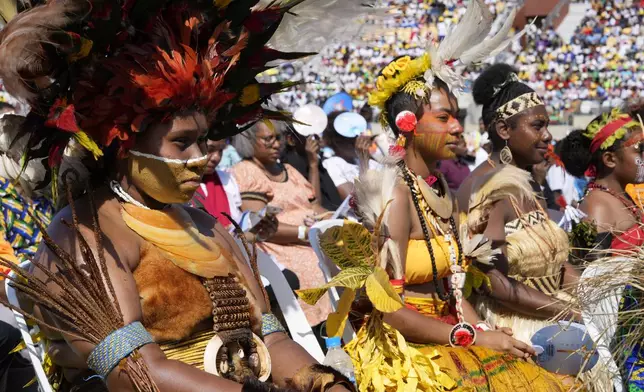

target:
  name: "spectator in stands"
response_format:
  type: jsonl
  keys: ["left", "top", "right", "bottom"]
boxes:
{"left": 281, "top": 130, "right": 343, "bottom": 211}
{"left": 192, "top": 139, "right": 278, "bottom": 243}
{"left": 231, "top": 121, "right": 331, "bottom": 328}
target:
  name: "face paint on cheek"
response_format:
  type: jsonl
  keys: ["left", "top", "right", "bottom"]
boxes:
{"left": 127, "top": 150, "right": 209, "bottom": 204}
{"left": 414, "top": 116, "right": 459, "bottom": 160}
{"left": 635, "top": 157, "right": 644, "bottom": 184}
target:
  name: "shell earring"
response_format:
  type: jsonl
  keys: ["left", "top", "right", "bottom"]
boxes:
{"left": 500, "top": 141, "right": 513, "bottom": 165}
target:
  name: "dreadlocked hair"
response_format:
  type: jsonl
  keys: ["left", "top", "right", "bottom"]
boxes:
{"left": 560, "top": 109, "right": 639, "bottom": 177}
{"left": 383, "top": 77, "right": 449, "bottom": 136}
{"left": 473, "top": 63, "right": 535, "bottom": 151}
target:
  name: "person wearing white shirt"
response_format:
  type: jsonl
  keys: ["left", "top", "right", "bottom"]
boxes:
{"left": 322, "top": 111, "right": 381, "bottom": 199}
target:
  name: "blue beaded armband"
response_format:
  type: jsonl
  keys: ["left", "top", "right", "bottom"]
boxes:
{"left": 262, "top": 313, "right": 286, "bottom": 337}
{"left": 87, "top": 321, "right": 154, "bottom": 378}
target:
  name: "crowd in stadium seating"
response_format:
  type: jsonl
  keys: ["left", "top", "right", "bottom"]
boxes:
{"left": 267, "top": 0, "right": 644, "bottom": 119}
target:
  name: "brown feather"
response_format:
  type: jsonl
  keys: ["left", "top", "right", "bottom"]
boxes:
{"left": 0, "top": 1, "right": 85, "bottom": 103}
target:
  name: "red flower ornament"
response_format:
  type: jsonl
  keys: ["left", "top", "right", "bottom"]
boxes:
{"left": 395, "top": 110, "right": 417, "bottom": 133}
{"left": 454, "top": 329, "right": 475, "bottom": 347}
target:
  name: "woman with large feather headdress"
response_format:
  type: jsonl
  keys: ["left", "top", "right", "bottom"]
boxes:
{"left": 298, "top": 1, "right": 571, "bottom": 390}
{"left": 0, "top": 0, "right": 369, "bottom": 391}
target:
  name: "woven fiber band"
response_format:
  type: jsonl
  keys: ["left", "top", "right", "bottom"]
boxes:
{"left": 495, "top": 92, "right": 544, "bottom": 121}
{"left": 87, "top": 321, "right": 154, "bottom": 378}
{"left": 261, "top": 313, "right": 286, "bottom": 337}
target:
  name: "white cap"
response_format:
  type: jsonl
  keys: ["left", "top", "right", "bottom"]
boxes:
{"left": 292, "top": 104, "right": 328, "bottom": 137}
{"left": 333, "top": 112, "right": 367, "bottom": 138}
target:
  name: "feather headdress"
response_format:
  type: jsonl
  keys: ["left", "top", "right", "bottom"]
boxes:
{"left": 0, "top": 0, "right": 317, "bottom": 190}
{"left": 369, "top": 0, "right": 527, "bottom": 118}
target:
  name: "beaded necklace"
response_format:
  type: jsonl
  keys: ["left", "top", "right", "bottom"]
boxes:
{"left": 399, "top": 162, "right": 463, "bottom": 301}
{"left": 586, "top": 182, "right": 642, "bottom": 222}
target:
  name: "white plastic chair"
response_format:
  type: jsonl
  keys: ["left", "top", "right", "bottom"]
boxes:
{"left": 5, "top": 261, "right": 54, "bottom": 392}
{"left": 579, "top": 258, "right": 631, "bottom": 392}
{"left": 233, "top": 238, "right": 325, "bottom": 362}
{"left": 309, "top": 220, "right": 356, "bottom": 343}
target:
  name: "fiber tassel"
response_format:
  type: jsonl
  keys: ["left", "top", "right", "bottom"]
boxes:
{"left": 0, "top": 170, "right": 159, "bottom": 392}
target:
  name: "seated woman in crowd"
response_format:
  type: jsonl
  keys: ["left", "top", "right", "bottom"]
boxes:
{"left": 560, "top": 108, "right": 644, "bottom": 391}
{"left": 231, "top": 121, "right": 332, "bottom": 329}
{"left": 456, "top": 64, "right": 581, "bottom": 344}
{"left": 322, "top": 111, "right": 379, "bottom": 200}
{"left": 281, "top": 106, "right": 343, "bottom": 211}
{"left": 348, "top": 52, "right": 568, "bottom": 390}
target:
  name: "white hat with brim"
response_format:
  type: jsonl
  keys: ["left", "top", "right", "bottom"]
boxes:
{"left": 293, "top": 104, "right": 328, "bottom": 137}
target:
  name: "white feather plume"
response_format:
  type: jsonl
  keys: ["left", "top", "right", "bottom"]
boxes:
{"left": 353, "top": 157, "right": 400, "bottom": 229}
{"left": 261, "top": 0, "right": 383, "bottom": 55}
{"left": 460, "top": 8, "right": 526, "bottom": 66}
{"left": 423, "top": 0, "right": 525, "bottom": 94}
{"left": 436, "top": 0, "right": 493, "bottom": 63}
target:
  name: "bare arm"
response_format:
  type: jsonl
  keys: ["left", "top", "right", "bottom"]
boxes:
{"left": 35, "top": 216, "right": 243, "bottom": 392}
{"left": 336, "top": 183, "right": 353, "bottom": 201}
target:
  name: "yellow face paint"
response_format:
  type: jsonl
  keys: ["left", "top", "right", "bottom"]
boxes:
{"left": 127, "top": 150, "right": 208, "bottom": 204}
{"left": 413, "top": 114, "right": 461, "bottom": 160}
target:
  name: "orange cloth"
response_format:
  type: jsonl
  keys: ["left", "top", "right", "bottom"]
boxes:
{"left": 0, "top": 236, "right": 19, "bottom": 279}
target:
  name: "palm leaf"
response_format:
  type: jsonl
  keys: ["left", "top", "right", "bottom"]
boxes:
{"left": 319, "top": 223, "right": 374, "bottom": 269}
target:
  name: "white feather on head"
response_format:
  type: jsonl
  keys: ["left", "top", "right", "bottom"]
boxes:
{"left": 422, "top": 0, "right": 527, "bottom": 95}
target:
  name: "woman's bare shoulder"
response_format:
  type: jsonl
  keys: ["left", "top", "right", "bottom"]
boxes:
{"left": 37, "top": 188, "right": 138, "bottom": 270}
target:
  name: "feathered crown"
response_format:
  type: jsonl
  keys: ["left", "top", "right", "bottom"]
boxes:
{"left": 0, "top": 0, "right": 314, "bottom": 175}
{"left": 369, "top": 0, "right": 526, "bottom": 125}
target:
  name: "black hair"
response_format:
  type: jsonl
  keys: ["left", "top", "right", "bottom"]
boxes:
{"left": 472, "top": 63, "right": 535, "bottom": 150}
{"left": 558, "top": 128, "right": 594, "bottom": 177}
{"left": 324, "top": 111, "right": 354, "bottom": 151}
{"left": 559, "top": 112, "right": 635, "bottom": 178}
{"left": 384, "top": 77, "right": 450, "bottom": 136}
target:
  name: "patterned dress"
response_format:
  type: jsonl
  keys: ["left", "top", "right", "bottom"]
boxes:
{"left": 232, "top": 160, "right": 331, "bottom": 327}
{"left": 0, "top": 176, "right": 54, "bottom": 275}
{"left": 615, "top": 286, "right": 644, "bottom": 391}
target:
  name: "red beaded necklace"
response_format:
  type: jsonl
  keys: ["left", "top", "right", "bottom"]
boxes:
{"left": 586, "top": 182, "right": 643, "bottom": 222}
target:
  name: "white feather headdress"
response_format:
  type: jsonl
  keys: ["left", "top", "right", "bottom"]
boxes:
{"left": 424, "top": 0, "right": 528, "bottom": 94}
{"left": 259, "top": 0, "right": 382, "bottom": 55}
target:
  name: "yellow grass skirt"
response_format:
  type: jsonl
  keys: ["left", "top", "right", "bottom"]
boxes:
{"left": 345, "top": 296, "right": 571, "bottom": 391}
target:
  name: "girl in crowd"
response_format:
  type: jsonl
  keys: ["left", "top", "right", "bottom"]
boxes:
{"left": 561, "top": 109, "right": 644, "bottom": 252}
{"left": 0, "top": 1, "right": 354, "bottom": 391}
{"left": 560, "top": 108, "right": 644, "bottom": 391}
{"left": 231, "top": 121, "right": 332, "bottom": 329}
{"left": 456, "top": 64, "right": 581, "bottom": 344}
{"left": 349, "top": 54, "right": 568, "bottom": 390}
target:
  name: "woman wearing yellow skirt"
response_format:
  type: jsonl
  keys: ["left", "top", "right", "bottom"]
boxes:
{"left": 301, "top": 4, "right": 571, "bottom": 385}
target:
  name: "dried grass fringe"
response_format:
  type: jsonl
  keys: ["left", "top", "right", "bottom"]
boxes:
{"left": 0, "top": 170, "right": 159, "bottom": 392}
